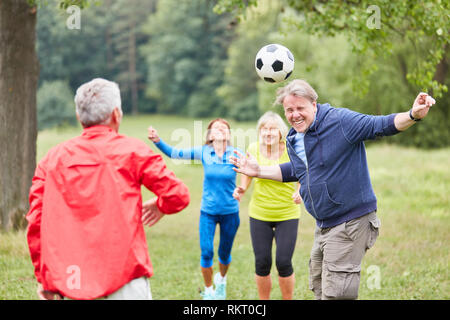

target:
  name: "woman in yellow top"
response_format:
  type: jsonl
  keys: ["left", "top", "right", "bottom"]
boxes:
{"left": 233, "top": 111, "right": 301, "bottom": 300}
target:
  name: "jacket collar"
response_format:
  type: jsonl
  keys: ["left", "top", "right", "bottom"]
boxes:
{"left": 82, "top": 125, "right": 116, "bottom": 137}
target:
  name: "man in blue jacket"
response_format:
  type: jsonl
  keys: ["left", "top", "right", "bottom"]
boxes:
{"left": 230, "top": 79, "right": 436, "bottom": 300}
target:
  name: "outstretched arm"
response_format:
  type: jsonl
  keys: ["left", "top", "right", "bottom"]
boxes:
{"left": 339, "top": 92, "right": 436, "bottom": 144}
{"left": 148, "top": 126, "right": 202, "bottom": 160}
{"left": 230, "top": 150, "right": 283, "bottom": 182}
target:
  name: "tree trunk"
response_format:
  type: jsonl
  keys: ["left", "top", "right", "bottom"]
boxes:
{"left": 433, "top": 44, "right": 448, "bottom": 86}
{"left": 129, "top": 12, "right": 138, "bottom": 115}
{"left": 0, "top": 0, "right": 39, "bottom": 230}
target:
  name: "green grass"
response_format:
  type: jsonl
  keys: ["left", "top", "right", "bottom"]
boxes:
{"left": 1, "top": 114, "right": 449, "bottom": 300}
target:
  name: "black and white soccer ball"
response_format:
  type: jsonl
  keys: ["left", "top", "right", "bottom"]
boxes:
{"left": 255, "top": 44, "right": 294, "bottom": 83}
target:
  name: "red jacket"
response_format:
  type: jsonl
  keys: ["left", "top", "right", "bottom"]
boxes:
{"left": 26, "top": 125, "right": 190, "bottom": 299}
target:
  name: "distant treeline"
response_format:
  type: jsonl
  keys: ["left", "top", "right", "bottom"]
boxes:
{"left": 36, "top": 0, "right": 449, "bottom": 148}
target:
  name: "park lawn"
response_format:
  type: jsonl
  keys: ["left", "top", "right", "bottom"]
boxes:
{"left": 0, "top": 114, "right": 449, "bottom": 300}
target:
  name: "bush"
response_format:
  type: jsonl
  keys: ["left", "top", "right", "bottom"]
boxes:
{"left": 37, "top": 80, "right": 77, "bottom": 131}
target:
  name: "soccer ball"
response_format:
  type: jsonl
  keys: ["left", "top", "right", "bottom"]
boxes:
{"left": 255, "top": 44, "right": 294, "bottom": 83}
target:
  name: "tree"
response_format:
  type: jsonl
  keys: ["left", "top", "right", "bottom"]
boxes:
{"left": 109, "top": 0, "right": 157, "bottom": 115}
{"left": 0, "top": 0, "right": 39, "bottom": 230}
{"left": 36, "top": 1, "right": 157, "bottom": 115}
{"left": 37, "top": 2, "right": 112, "bottom": 95}
{"left": 141, "top": 0, "right": 234, "bottom": 117}
{"left": 0, "top": 0, "right": 90, "bottom": 230}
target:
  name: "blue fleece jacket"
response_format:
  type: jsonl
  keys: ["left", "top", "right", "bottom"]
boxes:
{"left": 280, "top": 103, "right": 400, "bottom": 228}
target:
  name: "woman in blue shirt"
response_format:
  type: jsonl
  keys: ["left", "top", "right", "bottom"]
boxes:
{"left": 147, "top": 119, "right": 241, "bottom": 300}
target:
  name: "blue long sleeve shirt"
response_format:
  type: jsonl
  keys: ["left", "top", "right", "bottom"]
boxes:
{"left": 154, "top": 139, "right": 241, "bottom": 215}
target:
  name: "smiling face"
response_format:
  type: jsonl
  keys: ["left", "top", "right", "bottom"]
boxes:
{"left": 208, "top": 120, "right": 231, "bottom": 142}
{"left": 259, "top": 120, "right": 281, "bottom": 147}
{"left": 283, "top": 94, "right": 317, "bottom": 133}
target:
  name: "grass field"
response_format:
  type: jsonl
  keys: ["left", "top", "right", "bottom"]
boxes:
{"left": 1, "top": 114, "right": 449, "bottom": 300}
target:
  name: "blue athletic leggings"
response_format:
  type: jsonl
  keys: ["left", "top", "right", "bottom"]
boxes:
{"left": 199, "top": 211, "right": 240, "bottom": 268}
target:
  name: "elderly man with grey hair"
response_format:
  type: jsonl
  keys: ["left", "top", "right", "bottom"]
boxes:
{"left": 231, "top": 79, "right": 436, "bottom": 300}
{"left": 26, "top": 78, "right": 190, "bottom": 300}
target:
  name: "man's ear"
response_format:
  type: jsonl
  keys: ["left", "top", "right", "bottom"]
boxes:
{"left": 112, "top": 107, "right": 122, "bottom": 124}
{"left": 75, "top": 112, "right": 86, "bottom": 128}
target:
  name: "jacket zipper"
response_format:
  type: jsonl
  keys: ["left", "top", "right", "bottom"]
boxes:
{"left": 287, "top": 138, "right": 319, "bottom": 220}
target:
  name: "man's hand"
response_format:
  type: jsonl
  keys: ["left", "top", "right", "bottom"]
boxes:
{"left": 147, "top": 126, "right": 160, "bottom": 143}
{"left": 411, "top": 92, "right": 436, "bottom": 120}
{"left": 37, "top": 283, "right": 63, "bottom": 300}
{"left": 395, "top": 92, "right": 436, "bottom": 131}
{"left": 230, "top": 151, "right": 260, "bottom": 177}
{"left": 142, "top": 197, "right": 164, "bottom": 227}
{"left": 232, "top": 186, "right": 246, "bottom": 201}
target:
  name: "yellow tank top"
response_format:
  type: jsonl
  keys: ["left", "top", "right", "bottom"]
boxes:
{"left": 247, "top": 141, "right": 300, "bottom": 221}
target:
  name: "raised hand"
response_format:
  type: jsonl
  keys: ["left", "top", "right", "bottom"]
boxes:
{"left": 411, "top": 92, "right": 436, "bottom": 120}
{"left": 147, "top": 126, "right": 160, "bottom": 143}
{"left": 229, "top": 150, "right": 260, "bottom": 177}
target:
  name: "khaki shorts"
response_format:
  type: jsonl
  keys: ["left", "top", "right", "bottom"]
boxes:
{"left": 309, "top": 211, "right": 380, "bottom": 300}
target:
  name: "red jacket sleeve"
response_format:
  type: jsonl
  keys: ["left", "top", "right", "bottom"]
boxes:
{"left": 138, "top": 148, "right": 190, "bottom": 214}
{"left": 26, "top": 158, "right": 47, "bottom": 283}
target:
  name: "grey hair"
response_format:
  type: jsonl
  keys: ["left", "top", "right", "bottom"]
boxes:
{"left": 257, "top": 111, "right": 289, "bottom": 141}
{"left": 74, "top": 78, "right": 122, "bottom": 127}
{"left": 274, "top": 79, "right": 318, "bottom": 106}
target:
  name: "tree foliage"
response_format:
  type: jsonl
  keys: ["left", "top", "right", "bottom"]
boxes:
{"left": 141, "top": 0, "right": 234, "bottom": 117}
{"left": 37, "top": 0, "right": 156, "bottom": 115}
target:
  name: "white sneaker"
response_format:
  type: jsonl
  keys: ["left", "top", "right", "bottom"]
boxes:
{"left": 200, "top": 286, "right": 215, "bottom": 300}
{"left": 214, "top": 273, "right": 226, "bottom": 300}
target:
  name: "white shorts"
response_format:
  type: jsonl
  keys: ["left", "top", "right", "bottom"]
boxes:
{"left": 102, "top": 277, "right": 152, "bottom": 300}
{"left": 65, "top": 277, "right": 152, "bottom": 300}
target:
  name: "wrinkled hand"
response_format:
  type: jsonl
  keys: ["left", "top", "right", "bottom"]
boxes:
{"left": 142, "top": 197, "right": 164, "bottom": 227}
{"left": 411, "top": 92, "right": 436, "bottom": 120}
{"left": 233, "top": 186, "right": 246, "bottom": 201}
{"left": 230, "top": 150, "right": 260, "bottom": 177}
{"left": 147, "top": 126, "right": 160, "bottom": 143}
{"left": 37, "top": 283, "right": 63, "bottom": 300}
{"left": 292, "top": 191, "right": 302, "bottom": 204}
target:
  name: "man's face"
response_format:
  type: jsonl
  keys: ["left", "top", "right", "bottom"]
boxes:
{"left": 283, "top": 94, "right": 317, "bottom": 133}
